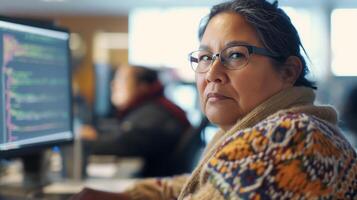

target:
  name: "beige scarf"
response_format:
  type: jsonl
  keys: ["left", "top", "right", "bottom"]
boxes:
{"left": 178, "top": 86, "right": 338, "bottom": 199}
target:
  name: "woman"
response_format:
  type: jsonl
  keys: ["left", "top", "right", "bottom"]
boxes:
{"left": 81, "top": 65, "right": 191, "bottom": 177}
{"left": 71, "top": 0, "right": 357, "bottom": 199}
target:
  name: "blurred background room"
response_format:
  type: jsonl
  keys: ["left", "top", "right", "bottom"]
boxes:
{"left": 0, "top": 0, "right": 357, "bottom": 198}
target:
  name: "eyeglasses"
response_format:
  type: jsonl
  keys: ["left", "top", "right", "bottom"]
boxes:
{"left": 188, "top": 44, "right": 281, "bottom": 73}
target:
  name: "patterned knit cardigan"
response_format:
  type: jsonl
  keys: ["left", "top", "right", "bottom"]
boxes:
{"left": 126, "top": 87, "right": 357, "bottom": 200}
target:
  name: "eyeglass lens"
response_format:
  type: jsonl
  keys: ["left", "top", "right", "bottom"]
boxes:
{"left": 190, "top": 45, "right": 250, "bottom": 72}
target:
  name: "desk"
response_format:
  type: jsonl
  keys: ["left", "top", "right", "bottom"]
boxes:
{"left": 0, "top": 178, "right": 136, "bottom": 200}
{"left": 43, "top": 178, "right": 136, "bottom": 194}
{"left": 0, "top": 184, "right": 71, "bottom": 200}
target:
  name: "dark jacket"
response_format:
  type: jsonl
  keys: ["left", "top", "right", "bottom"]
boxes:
{"left": 87, "top": 84, "right": 191, "bottom": 177}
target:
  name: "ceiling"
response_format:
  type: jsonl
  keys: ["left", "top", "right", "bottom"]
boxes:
{"left": 0, "top": 0, "right": 356, "bottom": 17}
{"left": 0, "top": 0, "right": 223, "bottom": 16}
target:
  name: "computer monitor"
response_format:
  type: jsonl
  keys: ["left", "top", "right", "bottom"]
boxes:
{"left": 93, "top": 63, "right": 115, "bottom": 119}
{"left": 164, "top": 82, "right": 201, "bottom": 126}
{"left": 0, "top": 16, "right": 73, "bottom": 158}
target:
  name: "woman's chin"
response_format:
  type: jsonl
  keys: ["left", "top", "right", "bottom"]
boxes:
{"left": 205, "top": 104, "right": 241, "bottom": 127}
{"left": 206, "top": 114, "right": 238, "bottom": 131}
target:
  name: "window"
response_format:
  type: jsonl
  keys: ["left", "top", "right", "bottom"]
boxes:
{"left": 331, "top": 9, "right": 357, "bottom": 76}
{"left": 129, "top": 7, "right": 209, "bottom": 81}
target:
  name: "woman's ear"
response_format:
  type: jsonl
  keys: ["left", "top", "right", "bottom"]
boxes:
{"left": 281, "top": 56, "right": 303, "bottom": 86}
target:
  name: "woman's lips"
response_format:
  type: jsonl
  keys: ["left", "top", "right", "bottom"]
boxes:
{"left": 206, "top": 92, "right": 230, "bottom": 102}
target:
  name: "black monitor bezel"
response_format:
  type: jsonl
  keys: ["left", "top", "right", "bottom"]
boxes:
{"left": 0, "top": 16, "right": 74, "bottom": 158}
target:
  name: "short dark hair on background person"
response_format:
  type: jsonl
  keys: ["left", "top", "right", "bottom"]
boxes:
{"left": 198, "top": 0, "right": 316, "bottom": 89}
{"left": 133, "top": 65, "right": 159, "bottom": 84}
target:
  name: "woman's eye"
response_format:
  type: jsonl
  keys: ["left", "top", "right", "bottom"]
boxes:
{"left": 198, "top": 55, "right": 211, "bottom": 62}
{"left": 228, "top": 52, "right": 244, "bottom": 59}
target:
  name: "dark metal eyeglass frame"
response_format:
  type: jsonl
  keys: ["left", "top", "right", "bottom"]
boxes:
{"left": 188, "top": 44, "right": 281, "bottom": 73}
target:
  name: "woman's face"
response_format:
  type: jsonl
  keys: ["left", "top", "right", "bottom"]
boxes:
{"left": 111, "top": 67, "right": 138, "bottom": 109}
{"left": 196, "top": 12, "right": 290, "bottom": 131}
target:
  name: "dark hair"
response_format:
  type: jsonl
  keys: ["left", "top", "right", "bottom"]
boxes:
{"left": 199, "top": 0, "right": 316, "bottom": 89}
{"left": 132, "top": 65, "right": 159, "bottom": 84}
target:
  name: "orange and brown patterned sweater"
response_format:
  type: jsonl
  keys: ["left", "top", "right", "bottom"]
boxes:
{"left": 126, "top": 87, "right": 357, "bottom": 200}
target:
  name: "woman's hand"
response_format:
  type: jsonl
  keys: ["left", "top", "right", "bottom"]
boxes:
{"left": 69, "top": 188, "right": 130, "bottom": 200}
{"left": 80, "top": 125, "right": 98, "bottom": 141}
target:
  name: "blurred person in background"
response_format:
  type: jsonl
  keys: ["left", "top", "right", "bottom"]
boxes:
{"left": 81, "top": 65, "right": 191, "bottom": 177}
{"left": 71, "top": 0, "right": 357, "bottom": 199}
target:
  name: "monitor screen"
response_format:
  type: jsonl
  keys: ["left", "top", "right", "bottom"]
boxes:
{"left": 0, "top": 17, "right": 73, "bottom": 156}
{"left": 164, "top": 82, "right": 201, "bottom": 126}
{"left": 94, "top": 63, "right": 114, "bottom": 118}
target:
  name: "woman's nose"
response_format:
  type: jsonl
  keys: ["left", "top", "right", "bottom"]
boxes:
{"left": 205, "top": 57, "right": 227, "bottom": 84}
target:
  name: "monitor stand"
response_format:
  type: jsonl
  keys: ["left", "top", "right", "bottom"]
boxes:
{"left": 0, "top": 145, "right": 84, "bottom": 199}
{"left": 0, "top": 152, "right": 50, "bottom": 198}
